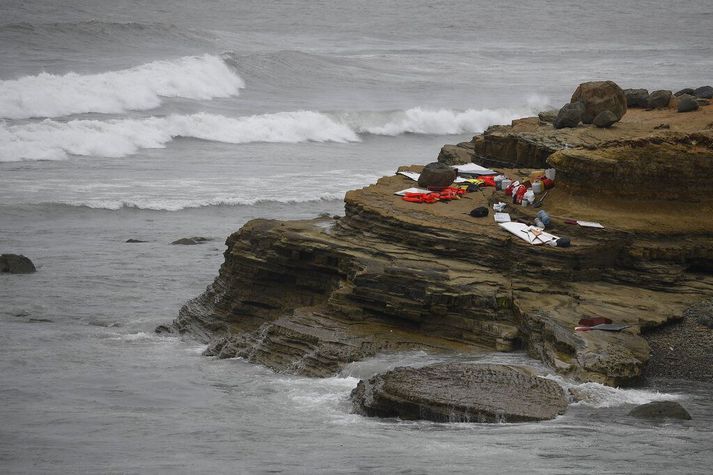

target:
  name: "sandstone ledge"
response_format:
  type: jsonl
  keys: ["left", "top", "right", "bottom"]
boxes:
{"left": 161, "top": 105, "right": 713, "bottom": 386}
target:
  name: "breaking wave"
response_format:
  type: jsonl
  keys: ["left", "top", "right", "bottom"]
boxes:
{"left": 0, "top": 102, "right": 545, "bottom": 162}
{"left": 546, "top": 376, "right": 683, "bottom": 408}
{"left": 0, "top": 54, "right": 244, "bottom": 119}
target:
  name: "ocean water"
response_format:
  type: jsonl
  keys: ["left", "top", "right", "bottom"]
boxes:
{"left": 2, "top": 1, "right": 713, "bottom": 473}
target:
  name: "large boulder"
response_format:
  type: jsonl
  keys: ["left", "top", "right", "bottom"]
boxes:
{"left": 351, "top": 363, "right": 568, "bottom": 423}
{"left": 675, "top": 88, "right": 695, "bottom": 97}
{"left": 538, "top": 110, "right": 558, "bottom": 124}
{"left": 553, "top": 102, "right": 584, "bottom": 129}
{"left": 570, "top": 81, "right": 627, "bottom": 124}
{"left": 647, "top": 90, "right": 673, "bottom": 109}
{"left": 694, "top": 85, "right": 713, "bottom": 99}
{"left": 677, "top": 94, "right": 699, "bottom": 113}
{"left": 629, "top": 401, "right": 691, "bottom": 420}
{"left": 0, "top": 254, "right": 36, "bottom": 274}
{"left": 624, "top": 88, "right": 649, "bottom": 108}
{"left": 593, "top": 110, "right": 618, "bottom": 128}
{"left": 417, "top": 162, "right": 457, "bottom": 189}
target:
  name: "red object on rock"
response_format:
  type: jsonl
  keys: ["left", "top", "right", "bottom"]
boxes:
{"left": 541, "top": 178, "right": 555, "bottom": 189}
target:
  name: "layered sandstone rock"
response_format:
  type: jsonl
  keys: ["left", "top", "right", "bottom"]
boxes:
{"left": 162, "top": 102, "right": 713, "bottom": 387}
{"left": 351, "top": 363, "right": 568, "bottom": 422}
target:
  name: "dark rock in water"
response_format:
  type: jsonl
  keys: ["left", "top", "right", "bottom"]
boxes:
{"left": 417, "top": 162, "right": 457, "bottom": 189}
{"left": 629, "top": 401, "right": 691, "bottom": 420}
{"left": 570, "top": 80, "right": 627, "bottom": 124}
{"left": 647, "top": 90, "right": 673, "bottom": 109}
{"left": 553, "top": 102, "right": 584, "bottom": 129}
{"left": 538, "top": 110, "right": 558, "bottom": 124}
{"left": 593, "top": 110, "right": 618, "bottom": 128}
{"left": 694, "top": 85, "right": 713, "bottom": 99}
{"left": 624, "top": 88, "right": 649, "bottom": 108}
{"left": 677, "top": 95, "right": 699, "bottom": 113}
{"left": 0, "top": 254, "right": 36, "bottom": 274}
{"left": 675, "top": 88, "right": 695, "bottom": 97}
{"left": 126, "top": 239, "right": 148, "bottom": 243}
{"left": 171, "top": 237, "right": 211, "bottom": 245}
{"left": 351, "top": 363, "right": 568, "bottom": 423}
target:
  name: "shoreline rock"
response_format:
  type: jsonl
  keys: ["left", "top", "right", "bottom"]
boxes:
{"left": 159, "top": 95, "right": 713, "bottom": 387}
{"left": 351, "top": 363, "right": 568, "bottom": 422}
{"left": 1, "top": 254, "right": 36, "bottom": 274}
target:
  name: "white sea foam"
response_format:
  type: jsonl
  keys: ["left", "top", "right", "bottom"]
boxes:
{"left": 0, "top": 111, "right": 360, "bottom": 161}
{"left": 546, "top": 375, "right": 683, "bottom": 408}
{"left": 0, "top": 54, "right": 244, "bottom": 119}
{"left": 0, "top": 101, "right": 551, "bottom": 162}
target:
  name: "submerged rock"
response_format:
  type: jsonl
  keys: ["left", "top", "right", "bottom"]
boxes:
{"left": 647, "top": 90, "right": 672, "bottom": 109}
{"left": 624, "top": 88, "right": 649, "bottom": 108}
{"left": 171, "top": 237, "right": 210, "bottom": 245}
{"left": 629, "top": 401, "right": 691, "bottom": 420}
{"left": 570, "top": 80, "right": 627, "bottom": 124}
{"left": 126, "top": 239, "right": 148, "bottom": 243}
{"left": 0, "top": 254, "right": 36, "bottom": 274}
{"left": 351, "top": 363, "right": 568, "bottom": 423}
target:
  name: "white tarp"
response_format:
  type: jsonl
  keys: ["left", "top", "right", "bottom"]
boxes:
{"left": 394, "top": 187, "right": 431, "bottom": 196}
{"left": 498, "top": 221, "right": 559, "bottom": 245}
{"left": 451, "top": 163, "right": 498, "bottom": 175}
{"left": 397, "top": 171, "right": 468, "bottom": 183}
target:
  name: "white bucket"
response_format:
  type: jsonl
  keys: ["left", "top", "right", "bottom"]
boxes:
{"left": 545, "top": 168, "right": 556, "bottom": 180}
{"left": 532, "top": 181, "right": 544, "bottom": 194}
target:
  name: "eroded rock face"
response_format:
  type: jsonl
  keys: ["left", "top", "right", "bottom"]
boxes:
{"left": 629, "top": 401, "right": 691, "bottom": 420}
{"left": 570, "top": 81, "right": 627, "bottom": 124}
{"left": 351, "top": 363, "right": 568, "bottom": 422}
{"left": 0, "top": 254, "right": 36, "bottom": 274}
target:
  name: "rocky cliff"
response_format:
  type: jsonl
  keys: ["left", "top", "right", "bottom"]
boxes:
{"left": 160, "top": 103, "right": 713, "bottom": 386}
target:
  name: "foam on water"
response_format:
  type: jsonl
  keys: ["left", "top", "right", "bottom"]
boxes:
{"left": 0, "top": 54, "right": 244, "bottom": 119}
{"left": 546, "top": 375, "right": 683, "bottom": 408}
{"left": 0, "top": 101, "right": 549, "bottom": 162}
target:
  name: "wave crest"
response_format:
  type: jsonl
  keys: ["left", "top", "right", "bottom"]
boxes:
{"left": 0, "top": 55, "right": 244, "bottom": 119}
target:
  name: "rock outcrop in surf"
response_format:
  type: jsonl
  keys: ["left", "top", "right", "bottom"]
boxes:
{"left": 159, "top": 84, "right": 713, "bottom": 389}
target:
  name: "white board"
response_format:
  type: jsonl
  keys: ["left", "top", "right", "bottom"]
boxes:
{"left": 452, "top": 163, "right": 498, "bottom": 175}
{"left": 395, "top": 187, "right": 431, "bottom": 196}
{"left": 498, "top": 221, "right": 559, "bottom": 245}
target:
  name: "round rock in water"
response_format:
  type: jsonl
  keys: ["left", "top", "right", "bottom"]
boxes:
{"left": 624, "top": 88, "right": 649, "bottom": 108}
{"left": 417, "top": 162, "right": 457, "bottom": 189}
{"left": 0, "top": 254, "right": 36, "bottom": 274}
{"left": 593, "top": 110, "right": 618, "bottom": 128}
{"left": 647, "top": 90, "right": 673, "bottom": 109}
{"left": 351, "top": 363, "right": 568, "bottom": 423}
{"left": 629, "top": 401, "right": 691, "bottom": 420}
{"left": 677, "top": 94, "right": 699, "bottom": 113}
{"left": 570, "top": 80, "right": 627, "bottom": 124}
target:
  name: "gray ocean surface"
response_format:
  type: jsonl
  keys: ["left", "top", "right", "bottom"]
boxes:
{"left": 1, "top": 1, "right": 712, "bottom": 473}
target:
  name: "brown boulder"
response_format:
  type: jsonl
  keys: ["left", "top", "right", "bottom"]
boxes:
{"left": 417, "top": 162, "right": 456, "bottom": 189}
{"left": 570, "top": 80, "right": 627, "bottom": 124}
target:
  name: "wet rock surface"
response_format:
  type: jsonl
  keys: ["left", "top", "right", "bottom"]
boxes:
{"left": 351, "top": 363, "right": 568, "bottom": 422}
{"left": 171, "top": 236, "right": 210, "bottom": 245}
{"left": 629, "top": 401, "right": 692, "bottom": 420}
{"left": 0, "top": 254, "right": 36, "bottom": 274}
